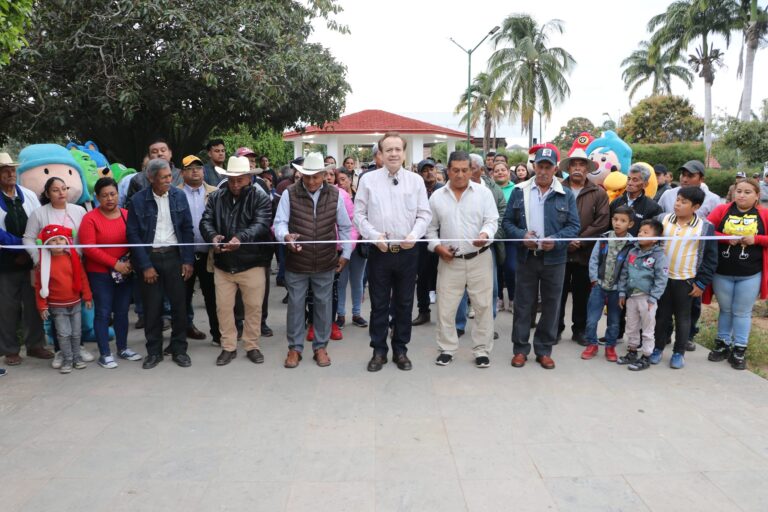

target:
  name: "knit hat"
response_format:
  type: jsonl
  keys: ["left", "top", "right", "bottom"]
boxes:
{"left": 36, "top": 225, "right": 82, "bottom": 299}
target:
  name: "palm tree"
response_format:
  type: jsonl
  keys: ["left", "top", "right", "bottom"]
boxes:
{"left": 648, "top": 0, "right": 739, "bottom": 153}
{"left": 621, "top": 40, "right": 694, "bottom": 102}
{"left": 737, "top": 0, "right": 768, "bottom": 120}
{"left": 454, "top": 72, "right": 511, "bottom": 154}
{"left": 488, "top": 14, "right": 575, "bottom": 147}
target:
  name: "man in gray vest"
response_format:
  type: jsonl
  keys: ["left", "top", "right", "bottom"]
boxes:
{"left": 274, "top": 152, "right": 353, "bottom": 368}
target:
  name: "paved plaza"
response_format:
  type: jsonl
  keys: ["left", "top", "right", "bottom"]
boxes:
{"left": 2, "top": 288, "right": 768, "bottom": 512}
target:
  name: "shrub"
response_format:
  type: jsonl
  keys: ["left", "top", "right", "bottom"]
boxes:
{"left": 630, "top": 142, "right": 706, "bottom": 174}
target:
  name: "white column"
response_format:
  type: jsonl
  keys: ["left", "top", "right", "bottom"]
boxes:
{"left": 326, "top": 135, "right": 340, "bottom": 161}
{"left": 293, "top": 140, "right": 302, "bottom": 158}
{"left": 446, "top": 140, "right": 456, "bottom": 159}
{"left": 409, "top": 135, "right": 423, "bottom": 168}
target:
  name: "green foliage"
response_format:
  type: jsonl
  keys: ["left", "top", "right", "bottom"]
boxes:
{"left": 0, "top": 0, "right": 33, "bottom": 65}
{"left": 716, "top": 117, "right": 768, "bottom": 166}
{"left": 494, "top": 149, "right": 529, "bottom": 166}
{"left": 701, "top": 168, "right": 762, "bottom": 197}
{"left": 0, "top": 0, "right": 350, "bottom": 168}
{"left": 454, "top": 72, "right": 511, "bottom": 154}
{"left": 620, "top": 40, "right": 694, "bottom": 101}
{"left": 551, "top": 117, "right": 596, "bottom": 154}
{"left": 429, "top": 142, "right": 479, "bottom": 164}
{"left": 217, "top": 125, "right": 293, "bottom": 167}
{"left": 630, "top": 141, "right": 706, "bottom": 172}
{"left": 619, "top": 95, "right": 704, "bottom": 143}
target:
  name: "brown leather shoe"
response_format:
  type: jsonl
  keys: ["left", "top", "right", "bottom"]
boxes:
{"left": 536, "top": 354, "right": 556, "bottom": 369}
{"left": 186, "top": 325, "right": 206, "bottom": 340}
{"left": 284, "top": 349, "right": 302, "bottom": 368}
{"left": 313, "top": 347, "right": 331, "bottom": 367}
{"left": 26, "top": 347, "right": 54, "bottom": 359}
{"left": 511, "top": 353, "right": 527, "bottom": 368}
{"left": 5, "top": 353, "right": 22, "bottom": 366}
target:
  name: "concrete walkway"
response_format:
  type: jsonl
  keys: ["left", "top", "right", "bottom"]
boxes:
{"left": 2, "top": 290, "right": 768, "bottom": 512}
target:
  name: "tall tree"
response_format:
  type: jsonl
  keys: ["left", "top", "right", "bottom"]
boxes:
{"left": 621, "top": 41, "right": 694, "bottom": 102}
{"left": 488, "top": 14, "right": 575, "bottom": 147}
{"left": 618, "top": 95, "right": 704, "bottom": 143}
{"left": 453, "top": 72, "right": 510, "bottom": 154}
{"left": 737, "top": 0, "right": 768, "bottom": 120}
{"left": 0, "top": 0, "right": 33, "bottom": 66}
{"left": 648, "top": 0, "right": 739, "bottom": 153}
{"left": 551, "top": 117, "right": 596, "bottom": 154}
{"left": 0, "top": 0, "right": 350, "bottom": 167}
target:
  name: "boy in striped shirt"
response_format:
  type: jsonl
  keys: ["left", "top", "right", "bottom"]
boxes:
{"left": 651, "top": 187, "right": 718, "bottom": 369}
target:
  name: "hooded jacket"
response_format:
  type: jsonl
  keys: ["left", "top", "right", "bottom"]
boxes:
{"left": 588, "top": 231, "right": 634, "bottom": 289}
{"left": 617, "top": 242, "right": 669, "bottom": 303}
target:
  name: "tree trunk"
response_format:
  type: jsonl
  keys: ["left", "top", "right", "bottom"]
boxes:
{"left": 704, "top": 78, "right": 713, "bottom": 154}
{"left": 740, "top": 29, "right": 758, "bottom": 121}
{"left": 483, "top": 113, "right": 492, "bottom": 155}
{"left": 528, "top": 117, "right": 534, "bottom": 147}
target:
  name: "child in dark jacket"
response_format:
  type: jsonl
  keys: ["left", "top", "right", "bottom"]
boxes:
{"left": 582, "top": 206, "right": 635, "bottom": 362}
{"left": 617, "top": 219, "right": 669, "bottom": 370}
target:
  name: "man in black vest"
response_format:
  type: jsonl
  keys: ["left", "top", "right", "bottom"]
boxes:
{"left": 274, "top": 152, "right": 353, "bottom": 368}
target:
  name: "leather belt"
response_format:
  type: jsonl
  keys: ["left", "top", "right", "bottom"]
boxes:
{"left": 528, "top": 249, "right": 544, "bottom": 257}
{"left": 388, "top": 244, "right": 401, "bottom": 253}
{"left": 151, "top": 246, "right": 175, "bottom": 254}
{"left": 455, "top": 245, "right": 490, "bottom": 260}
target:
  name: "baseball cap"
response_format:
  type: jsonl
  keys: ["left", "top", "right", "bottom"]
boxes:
{"left": 417, "top": 159, "right": 436, "bottom": 173}
{"left": 678, "top": 160, "right": 705, "bottom": 176}
{"left": 653, "top": 164, "right": 668, "bottom": 175}
{"left": 735, "top": 171, "right": 747, "bottom": 179}
{"left": 235, "top": 147, "right": 257, "bottom": 158}
{"left": 534, "top": 147, "right": 557, "bottom": 166}
{"left": 182, "top": 155, "right": 204, "bottom": 168}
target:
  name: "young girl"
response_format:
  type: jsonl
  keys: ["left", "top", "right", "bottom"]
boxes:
{"left": 35, "top": 225, "right": 92, "bottom": 374}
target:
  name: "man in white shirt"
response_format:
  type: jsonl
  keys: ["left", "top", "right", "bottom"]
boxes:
{"left": 427, "top": 151, "right": 498, "bottom": 368}
{"left": 354, "top": 132, "right": 432, "bottom": 372}
{"left": 657, "top": 160, "right": 721, "bottom": 218}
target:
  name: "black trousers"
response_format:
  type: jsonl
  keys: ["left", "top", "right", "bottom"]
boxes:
{"left": 654, "top": 279, "right": 694, "bottom": 355}
{"left": 558, "top": 261, "right": 590, "bottom": 336}
{"left": 141, "top": 250, "right": 187, "bottom": 356}
{"left": 185, "top": 252, "right": 220, "bottom": 341}
{"left": 416, "top": 242, "right": 438, "bottom": 313}
{"left": 367, "top": 247, "right": 418, "bottom": 356}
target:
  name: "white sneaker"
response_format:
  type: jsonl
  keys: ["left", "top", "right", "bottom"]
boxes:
{"left": 51, "top": 351, "right": 64, "bottom": 369}
{"left": 429, "top": 291, "right": 436, "bottom": 304}
{"left": 79, "top": 347, "right": 95, "bottom": 362}
{"left": 118, "top": 348, "right": 142, "bottom": 361}
{"left": 98, "top": 355, "right": 118, "bottom": 369}
{"left": 59, "top": 362, "right": 72, "bottom": 374}
{"left": 468, "top": 306, "right": 476, "bottom": 319}
{"left": 497, "top": 298, "right": 505, "bottom": 311}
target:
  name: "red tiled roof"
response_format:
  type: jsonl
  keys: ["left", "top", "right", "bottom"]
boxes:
{"left": 283, "top": 110, "right": 468, "bottom": 139}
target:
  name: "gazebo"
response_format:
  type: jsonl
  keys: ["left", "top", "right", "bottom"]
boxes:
{"left": 283, "top": 109, "right": 468, "bottom": 165}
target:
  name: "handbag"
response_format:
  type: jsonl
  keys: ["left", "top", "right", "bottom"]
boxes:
{"left": 111, "top": 209, "right": 133, "bottom": 284}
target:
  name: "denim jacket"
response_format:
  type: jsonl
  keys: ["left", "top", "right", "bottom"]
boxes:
{"left": 501, "top": 178, "right": 580, "bottom": 265}
{"left": 617, "top": 243, "right": 669, "bottom": 303}
{"left": 126, "top": 186, "right": 194, "bottom": 271}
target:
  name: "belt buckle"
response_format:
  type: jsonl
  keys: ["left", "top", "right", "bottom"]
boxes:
{"left": 532, "top": 249, "right": 540, "bottom": 257}
{"left": 389, "top": 244, "right": 400, "bottom": 254}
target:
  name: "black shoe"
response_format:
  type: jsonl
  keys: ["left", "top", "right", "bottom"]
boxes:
{"left": 493, "top": 331, "right": 499, "bottom": 340}
{"left": 162, "top": 318, "right": 171, "bottom": 331}
{"left": 352, "top": 315, "right": 368, "bottom": 328}
{"left": 276, "top": 277, "right": 286, "bottom": 287}
{"left": 435, "top": 353, "right": 453, "bottom": 366}
{"left": 729, "top": 345, "right": 747, "bottom": 370}
{"left": 216, "top": 350, "right": 236, "bottom": 366}
{"left": 162, "top": 345, "right": 172, "bottom": 356}
{"left": 135, "top": 316, "right": 145, "bottom": 330}
{"left": 172, "top": 353, "right": 192, "bottom": 367}
{"left": 456, "top": 329, "right": 465, "bottom": 337}
{"left": 281, "top": 294, "right": 288, "bottom": 304}
{"left": 572, "top": 332, "right": 588, "bottom": 346}
{"left": 475, "top": 356, "right": 490, "bottom": 368}
{"left": 211, "top": 338, "right": 221, "bottom": 347}
{"left": 186, "top": 325, "right": 206, "bottom": 340}
{"left": 617, "top": 350, "right": 639, "bottom": 365}
{"left": 393, "top": 353, "right": 412, "bottom": 371}
{"left": 237, "top": 329, "right": 244, "bottom": 340}
{"left": 260, "top": 324, "right": 274, "bottom": 337}
{"left": 142, "top": 354, "right": 162, "bottom": 369}
{"left": 628, "top": 355, "right": 651, "bottom": 371}
{"left": 685, "top": 340, "right": 697, "bottom": 352}
{"left": 367, "top": 354, "right": 387, "bottom": 372}
{"left": 246, "top": 349, "right": 264, "bottom": 364}
{"left": 708, "top": 339, "right": 731, "bottom": 362}
{"left": 412, "top": 312, "right": 430, "bottom": 326}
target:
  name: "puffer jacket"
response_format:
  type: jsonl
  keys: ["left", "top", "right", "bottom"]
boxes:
{"left": 617, "top": 243, "right": 669, "bottom": 303}
{"left": 200, "top": 184, "right": 273, "bottom": 273}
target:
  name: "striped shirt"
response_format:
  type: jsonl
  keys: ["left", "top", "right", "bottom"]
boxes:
{"left": 661, "top": 213, "right": 704, "bottom": 280}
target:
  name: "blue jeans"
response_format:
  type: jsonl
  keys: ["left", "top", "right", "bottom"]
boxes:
{"left": 585, "top": 285, "right": 620, "bottom": 347}
{"left": 337, "top": 250, "right": 366, "bottom": 317}
{"left": 89, "top": 272, "right": 132, "bottom": 357}
{"left": 713, "top": 272, "right": 762, "bottom": 347}
{"left": 456, "top": 251, "right": 498, "bottom": 330}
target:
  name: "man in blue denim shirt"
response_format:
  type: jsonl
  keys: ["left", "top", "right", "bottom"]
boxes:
{"left": 126, "top": 158, "right": 194, "bottom": 369}
{"left": 502, "top": 148, "right": 580, "bottom": 369}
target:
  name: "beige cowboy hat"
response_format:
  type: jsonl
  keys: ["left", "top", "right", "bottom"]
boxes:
{"left": 558, "top": 148, "right": 597, "bottom": 173}
{"left": 0, "top": 152, "right": 20, "bottom": 168}
{"left": 292, "top": 152, "right": 326, "bottom": 175}
{"left": 215, "top": 156, "right": 255, "bottom": 177}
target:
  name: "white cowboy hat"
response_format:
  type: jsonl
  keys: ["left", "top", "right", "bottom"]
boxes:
{"left": 215, "top": 156, "right": 255, "bottom": 177}
{"left": 558, "top": 148, "right": 597, "bottom": 173}
{"left": 292, "top": 152, "right": 326, "bottom": 175}
{"left": 0, "top": 152, "right": 20, "bottom": 168}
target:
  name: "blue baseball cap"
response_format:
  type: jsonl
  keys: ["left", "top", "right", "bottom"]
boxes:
{"left": 534, "top": 147, "right": 557, "bottom": 166}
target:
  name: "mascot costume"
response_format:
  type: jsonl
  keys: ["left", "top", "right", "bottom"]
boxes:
{"left": 67, "top": 141, "right": 113, "bottom": 200}
{"left": 584, "top": 130, "right": 657, "bottom": 202}
{"left": 17, "top": 144, "right": 111, "bottom": 344}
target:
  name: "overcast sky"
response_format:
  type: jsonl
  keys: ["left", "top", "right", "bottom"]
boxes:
{"left": 310, "top": 0, "right": 767, "bottom": 147}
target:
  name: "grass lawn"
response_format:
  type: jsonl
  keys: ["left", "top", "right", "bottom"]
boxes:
{"left": 695, "top": 300, "right": 768, "bottom": 378}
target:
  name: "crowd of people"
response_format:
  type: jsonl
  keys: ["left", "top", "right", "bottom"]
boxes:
{"left": 1, "top": 133, "right": 767, "bottom": 378}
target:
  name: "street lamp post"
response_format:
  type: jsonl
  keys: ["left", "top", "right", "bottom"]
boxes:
{"left": 450, "top": 25, "right": 500, "bottom": 144}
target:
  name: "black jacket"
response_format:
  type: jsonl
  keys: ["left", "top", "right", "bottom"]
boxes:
{"left": 200, "top": 184, "right": 273, "bottom": 273}
{"left": 609, "top": 192, "right": 662, "bottom": 236}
